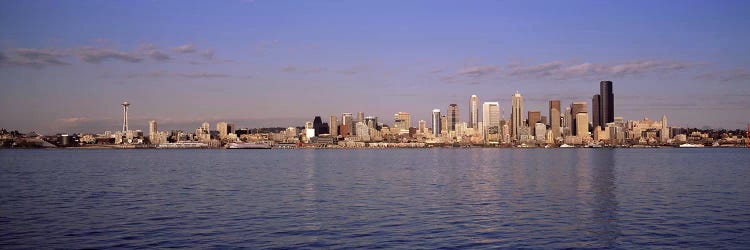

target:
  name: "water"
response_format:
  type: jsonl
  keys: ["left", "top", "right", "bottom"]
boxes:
{"left": 1, "top": 149, "right": 748, "bottom": 248}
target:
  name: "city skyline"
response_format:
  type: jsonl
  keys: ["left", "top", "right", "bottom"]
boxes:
{"left": 1, "top": 1, "right": 749, "bottom": 133}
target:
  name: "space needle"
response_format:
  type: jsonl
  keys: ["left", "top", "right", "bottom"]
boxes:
{"left": 122, "top": 101, "right": 130, "bottom": 132}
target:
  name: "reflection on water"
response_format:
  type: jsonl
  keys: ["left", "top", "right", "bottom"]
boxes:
{"left": 0, "top": 149, "right": 748, "bottom": 248}
{"left": 589, "top": 149, "right": 620, "bottom": 248}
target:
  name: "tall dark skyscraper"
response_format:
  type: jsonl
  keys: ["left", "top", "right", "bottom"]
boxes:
{"left": 599, "top": 81, "right": 614, "bottom": 128}
{"left": 447, "top": 104, "right": 459, "bottom": 132}
{"left": 312, "top": 116, "right": 329, "bottom": 136}
{"left": 592, "top": 94, "right": 601, "bottom": 129}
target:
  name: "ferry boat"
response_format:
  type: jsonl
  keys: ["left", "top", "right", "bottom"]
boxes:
{"left": 227, "top": 141, "right": 272, "bottom": 149}
{"left": 679, "top": 143, "right": 704, "bottom": 148}
{"left": 559, "top": 144, "right": 575, "bottom": 148}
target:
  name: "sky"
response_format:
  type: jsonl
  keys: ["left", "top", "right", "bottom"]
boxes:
{"left": 1, "top": 0, "right": 749, "bottom": 134}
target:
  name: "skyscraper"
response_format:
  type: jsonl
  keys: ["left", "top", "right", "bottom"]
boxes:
{"left": 528, "top": 111, "right": 541, "bottom": 127}
{"left": 447, "top": 104, "right": 459, "bottom": 132}
{"left": 357, "top": 112, "right": 365, "bottom": 124}
{"left": 600, "top": 81, "right": 614, "bottom": 128}
{"left": 148, "top": 120, "right": 157, "bottom": 141}
{"left": 418, "top": 120, "right": 426, "bottom": 134}
{"left": 563, "top": 107, "right": 572, "bottom": 137}
{"left": 511, "top": 91, "right": 524, "bottom": 141}
{"left": 470, "top": 95, "right": 479, "bottom": 129}
{"left": 528, "top": 110, "right": 541, "bottom": 136}
{"left": 364, "top": 116, "right": 378, "bottom": 130}
{"left": 121, "top": 101, "right": 130, "bottom": 132}
{"left": 329, "top": 115, "right": 338, "bottom": 137}
{"left": 201, "top": 122, "right": 210, "bottom": 133}
{"left": 592, "top": 94, "right": 601, "bottom": 130}
{"left": 661, "top": 114, "right": 669, "bottom": 143}
{"left": 441, "top": 115, "right": 448, "bottom": 133}
{"left": 217, "top": 122, "right": 229, "bottom": 139}
{"left": 482, "top": 102, "right": 500, "bottom": 142}
{"left": 576, "top": 112, "right": 589, "bottom": 139}
{"left": 394, "top": 112, "right": 411, "bottom": 132}
{"left": 432, "top": 109, "right": 441, "bottom": 136}
{"left": 570, "top": 102, "right": 587, "bottom": 136}
{"left": 342, "top": 113, "right": 353, "bottom": 136}
{"left": 313, "top": 116, "right": 328, "bottom": 136}
{"left": 549, "top": 100, "right": 561, "bottom": 141}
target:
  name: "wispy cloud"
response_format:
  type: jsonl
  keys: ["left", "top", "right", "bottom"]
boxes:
{"left": 138, "top": 43, "right": 172, "bottom": 62}
{"left": 506, "top": 60, "right": 690, "bottom": 80}
{"left": 695, "top": 69, "right": 750, "bottom": 83}
{"left": 127, "top": 71, "right": 232, "bottom": 79}
{"left": 438, "top": 64, "right": 500, "bottom": 83}
{"left": 199, "top": 48, "right": 215, "bottom": 60}
{"left": 0, "top": 48, "right": 72, "bottom": 68}
{"left": 177, "top": 72, "right": 231, "bottom": 78}
{"left": 172, "top": 44, "right": 197, "bottom": 54}
{"left": 335, "top": 68, "right": 360, "bottom": 75}
{"left": 458, "top": 65, "right": 500, "bottom": 77}
{"left": 1, "top": 41, "right": 229, "bottom": 67}
{"left": 286, "top": 65, "right": 328, "bottom": 74}
{"left": 78, "top": 47, "right": 144, "bottom": 63}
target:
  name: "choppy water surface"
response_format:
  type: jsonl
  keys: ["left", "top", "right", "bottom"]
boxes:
{"left": 1, "top": 149, "right": 748, "bottom": 248}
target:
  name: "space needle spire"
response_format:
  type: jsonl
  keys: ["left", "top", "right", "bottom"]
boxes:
{"left": 122, "top": 101, "right": 130, "bottom": 132}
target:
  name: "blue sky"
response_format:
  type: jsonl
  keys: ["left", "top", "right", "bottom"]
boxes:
{"left": 1, "top": 0, "right": 749, "bottom": 133}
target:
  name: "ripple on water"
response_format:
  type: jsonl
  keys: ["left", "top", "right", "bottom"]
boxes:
{"left": 0, "top": 149, "right": 748, "bottom": 248}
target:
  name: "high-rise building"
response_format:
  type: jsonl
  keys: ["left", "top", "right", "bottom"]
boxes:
{"left": 198, "top": 122, "right": 210, "bottom": 142}
{"left": 357, "top": 112, "right": 365, "bottom": 124}
{"left": 528, "top": 111, "right": 541, "bottom": 136}
{"left": 511, "top": 91, "right": 524, "bottom": 141}
{"left": 329, "top": 115, "right": 338, "bottom": 137}
{"left": 432, "top": 109, "right": 441, "bottom": 136}
{"left": 661, "top": 114, "right": 669, "bottom": 143}
{"left": 393, "top": 112, "right": 411, "bottom": 132}
{"left": 364, "top": 116, "right": 378, "bottom": 130}
{"left": 571, "top": 102, "right": 587, "bottom": 136}
{"left": 447, "top": 104, "right": 459, "bottom": 132}
{"left": 592, "top": 94, "right": 601, "bottom": 130}
{"left": 576, "top": 112, "right": 589, "bottom": 139}
{"left": 535, "top": 123, "right": 546, "bottom": 142}
{"left": 470, "top": 95, "right": 479, "bottom": 129}
{"left": 217, "top": 122, "right": 234, "bottom": 139}
{"left": 342, "top": 113, "right": 353, "bottom": 136}
{"left": 418, "top": 120, "right": 427, "bottom": 134}
{"left": 600, "top": 81, "right": 614, "bottom": 128}
{"left": 356, "top": 122, "right": 370, "bottom": 141}
{"left": 201, "top": 122, "right": 210, "bottom": 133}
{"left": 148, "top": 120, "right": 157, "bottom": 139}
{"left": 563, "top": 107, "right": 572, "bottom": 137}
{"left": 121, "top": 101, "right": 130, "bottom": 132}
{"left": 148, "top": 120, "right": 158, "bottom": 144}
{"left": 312, "top": 116, "right": 328, "bottom": 136}
{"left": 441, "top": 115, "right": 448, "bottom": 134}
{"left": 549, "top": 100, "right": 561, "bottom": 141}
{"left": 528, "top": 111, "right": 541, "bottom": 126}
{"left": 483, "top": 102, "right": 500, "bottom": 142}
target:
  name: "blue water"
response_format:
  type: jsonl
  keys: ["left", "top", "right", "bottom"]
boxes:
{"left": 1, "top": 149, "right": 748, "bottom": 248}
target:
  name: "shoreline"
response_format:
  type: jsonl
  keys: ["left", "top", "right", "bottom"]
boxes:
{"left": 2, "top": 145, "right": 746, "bottom": 150}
